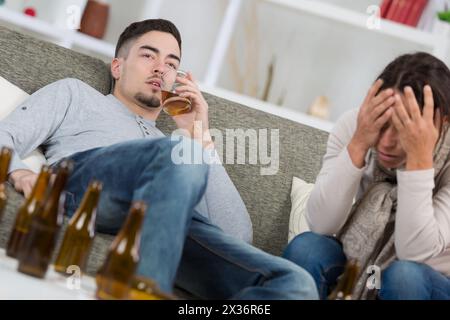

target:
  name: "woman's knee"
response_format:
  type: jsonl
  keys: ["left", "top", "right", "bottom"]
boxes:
{"left": 283, "top": 232, "right": 344, "bottom": 267}
{"left": 379, "top": 260, "right": 431, "bottom": 300}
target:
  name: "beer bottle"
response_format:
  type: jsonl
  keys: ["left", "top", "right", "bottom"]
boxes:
{"left": 17, "top": 160, "right": 72, "bottom": 278}
{"left": 96, "top": 201, "right": 147, "bottom": 300}
{"left": 0, "top": 147, "right": 12, "bottom": 222}
{"left": 127, "top": 275, "right": 177, "bottom": 300}
{"left": 328, "top": 259, "right": 360, "bottom": 300}
{"left": 6, "top": 165, "right": 51, "bottom": 258}
{"left": 54, "top": 180, "right": 102, "bottom": 275}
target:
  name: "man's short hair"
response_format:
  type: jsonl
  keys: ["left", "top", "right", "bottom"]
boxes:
{"left": 115, "top": 19, "right": 182, "bottom": 58}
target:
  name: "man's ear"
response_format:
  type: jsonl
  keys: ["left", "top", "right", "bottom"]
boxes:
{"left": 111, "top": 57, "right": 122, "bottom": 80}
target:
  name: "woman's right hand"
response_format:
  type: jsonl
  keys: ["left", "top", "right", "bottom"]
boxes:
{"left": 348, "top": 79, "right": 395, "bottom": 168}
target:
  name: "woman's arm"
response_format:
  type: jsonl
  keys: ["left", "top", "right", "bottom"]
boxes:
{"left": 307, "top": 80, "right": 395, "bottom": 235}
{"left": 392, "top": 86, "right": 450, "bottom": 261}
{"left": 395, "top": 168, "right": 450, "bottom": 261}
{"left": 306, "top": 109, "right": 366, "bottom": 235}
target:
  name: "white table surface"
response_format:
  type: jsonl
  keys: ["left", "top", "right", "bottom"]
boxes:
{"left": 0, "top": 249, "right": 97, "bottom": 300}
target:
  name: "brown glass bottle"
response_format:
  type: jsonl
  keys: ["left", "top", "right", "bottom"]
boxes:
{"left": 54, "top": 180, "right": 102, "bottom": 275}
{"left": 17, "top": 160, "right": 73, "bottom": 278}
{"left": 328, "top": 259, "right": 360, "bottom": 300}
{"left": 96, "top": 201, "right": 147, "bottom": 300}
{"left": 127, "top": 275, "right": 176, "bottom": 300}
{"left": 0, "top": 147, "right": 12, "bottom": 222}
{"left": 6, "top": 165, "right": 52, "bottom": 258}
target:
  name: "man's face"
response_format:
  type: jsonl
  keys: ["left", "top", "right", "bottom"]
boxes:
{"left": 113, "top": 31, "right": 181, "bottom": 110}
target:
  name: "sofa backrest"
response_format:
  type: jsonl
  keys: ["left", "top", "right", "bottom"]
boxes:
{"left": 0, "top": 26, "right": 111, "bottom": 95}
{"left": 0, "top": 26, "right": 329, "bottom": 256}
{"left": 157, "top": 102, "right": 329, "bottom": 255}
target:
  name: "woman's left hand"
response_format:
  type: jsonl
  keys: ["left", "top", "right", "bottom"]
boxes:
{"left": 392, "top": 85, "right": 441, "bottom": 170}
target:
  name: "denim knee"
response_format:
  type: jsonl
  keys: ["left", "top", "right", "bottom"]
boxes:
{"left": 379, "top": 260, "right": 431, "bottom": 300}
{"left": 283, "top": 232, "right": 343, "bottom": 267}
{"left": 287, "top": 264, "right": 320, "bottom": 300}
{"left": 161, "top": 137, "right": 209, "bottom": 193}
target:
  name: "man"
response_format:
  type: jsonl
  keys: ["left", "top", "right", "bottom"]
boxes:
{"left": 0, "top": 19, "right": 317, "bottom": 299}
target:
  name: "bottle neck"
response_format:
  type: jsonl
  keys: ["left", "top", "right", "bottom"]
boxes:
{"left": 41, "top": 166, "right": 70, "bottom": 222}
{"left": 71, "top": 188, "right": 101, "bottom": 230}
{"left": 0, "top": 148, "right": 12, "bottom": 183}
{"left": 114, "top": 209, "right": 145, "bottom": 252}
{"left": 26, "top": 167, "right": 51, "bottom": 206}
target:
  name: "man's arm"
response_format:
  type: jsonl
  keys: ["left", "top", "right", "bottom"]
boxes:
{"left": 0, "top": 79, "right": 75, "bottom": 194}
{"left": 168, "top": 73, "right": 252, "bottom": 242}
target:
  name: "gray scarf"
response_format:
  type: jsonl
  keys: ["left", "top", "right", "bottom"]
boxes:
{"left": 338, "top": 125, "right": 450, "bottom": 300}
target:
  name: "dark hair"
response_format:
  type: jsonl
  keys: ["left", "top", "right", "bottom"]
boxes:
{"left": 377, "top": 52, "right": 450, "bottom": 121}
{"left": 115, "top": 19, "right": 182, "bottom": 58}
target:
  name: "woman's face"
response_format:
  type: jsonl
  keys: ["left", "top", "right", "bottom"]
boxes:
{"left": 375, "top": 121, "right": 407, "bottom": 169}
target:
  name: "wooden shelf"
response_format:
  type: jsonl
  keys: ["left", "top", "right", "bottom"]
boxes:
{"left": 0, "top": 6, "right": 115, "bottom": 57}
{"left": 201, "top": 84, "right": 334, "bottom": 132}
{"left": 265, "top": 0, "right": 447, "bottom": 50}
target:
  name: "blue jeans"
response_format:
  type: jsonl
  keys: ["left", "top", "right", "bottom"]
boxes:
{"left": 283, "top": 232, "right": 346, "bottom": 299}
{"left": 283, "top": 232, "right": 450, "bottom": 300}
{"left": 62, "top": 137, "right": 318, "bottom": 299}
{"left": 379, "top": 261, "right": 450, "bottom": 300}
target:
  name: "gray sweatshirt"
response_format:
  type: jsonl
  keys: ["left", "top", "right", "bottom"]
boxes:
{"left": 0, "top": 78, "right": 252, "bottom": 243}
{"left": 306, "top": 108, "right": 450, "bottom": 276}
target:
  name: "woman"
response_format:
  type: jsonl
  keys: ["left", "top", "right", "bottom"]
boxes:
{"left": 283, "top": 52, "right": 450, "bottom": 300}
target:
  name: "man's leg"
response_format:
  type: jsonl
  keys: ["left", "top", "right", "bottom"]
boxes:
{"left": 282, "top": 232, "right": 347, "bottom": 300}
{"left": 174, "top": 214, "right": 319, "bottom": 300}
{"left": 379, "top": 260, "right": 450, "bottom": 300}
{"left": 64, "top": 137, "right": 208, "bottom": 293}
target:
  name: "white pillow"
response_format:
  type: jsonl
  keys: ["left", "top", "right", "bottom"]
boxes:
{"left": 288, "top": 176, "right": 314, "bottom": 242}
{"left": 0, "top": 76, "right": 47, "bottom": 173}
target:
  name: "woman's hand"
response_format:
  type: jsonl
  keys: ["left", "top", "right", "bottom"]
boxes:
{"left": 391, "top": 85, "right": 440, "bottom": 171}
{"left": 348, "top": 79, "right": 395, "bottom": 168}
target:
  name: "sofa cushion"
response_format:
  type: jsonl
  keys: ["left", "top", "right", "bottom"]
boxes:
{"left": 288, "top": 177, "right": 313, "bottom": 242}
{"left": 0, "top": 76, "right": 47, "bottom": 173}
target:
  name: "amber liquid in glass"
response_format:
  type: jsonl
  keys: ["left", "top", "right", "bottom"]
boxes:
{"left": 161, "top": 90, "right": 191, "bottom": 116}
